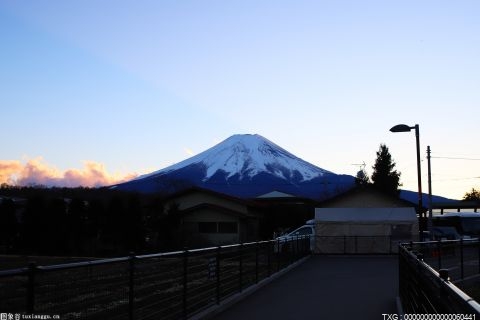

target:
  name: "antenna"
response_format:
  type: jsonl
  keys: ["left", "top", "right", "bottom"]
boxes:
{"left": 351, "top": 161, "right": 369, "bottom": 184}
{"left": 351, "top": 161, "right": 366, "bottom": 171}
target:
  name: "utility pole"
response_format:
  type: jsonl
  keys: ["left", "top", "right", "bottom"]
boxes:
{"left": 427, "top": 146, "right": 433, "bottom": 232}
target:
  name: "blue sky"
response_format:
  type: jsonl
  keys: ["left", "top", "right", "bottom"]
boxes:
{"left": 1, "top": 1, "right": 479, "bottom": 199}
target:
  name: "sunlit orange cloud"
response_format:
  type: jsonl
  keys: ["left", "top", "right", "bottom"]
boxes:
{"left": 0, "top": 158, "right": 139, "bottom": 187}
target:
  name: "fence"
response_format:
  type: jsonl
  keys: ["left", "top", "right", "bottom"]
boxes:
{"left": 399, "top": 241, "right": 480, "bottom": 316}
{"left": 0, "top": 236, "right": 310, "bottom": 319}
{"left": 406, "top": 238, "right": 480, "bottom": 281}
{"left": 314, "top": 235, "right": 405, "bottom": 254}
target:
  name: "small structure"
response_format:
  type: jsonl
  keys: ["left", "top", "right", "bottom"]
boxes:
{"left": 314, "top": 186, "right": 419, "bottom": 254}
{"left": 314, "top": 207, "right": 419, "bottom": 254}
{"left": 162, "top": 187, "right": 260, "bottom": 248}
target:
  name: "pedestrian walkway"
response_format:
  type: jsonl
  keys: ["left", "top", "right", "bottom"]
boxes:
{"left": 211, "top": 255, "right": 399, "bottom": 320}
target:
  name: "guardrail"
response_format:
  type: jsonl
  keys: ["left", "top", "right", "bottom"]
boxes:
{"left": 399, "top": 241, "right": 480, "bottom": 316}
{"left": 404, "top": 238, "right": 480, "bottom": 281}
{"left": 0, "top": 236, "right": 310, "bottom": 319}
{"left": 314, "top": 235, "right": 405, "bottom": 254}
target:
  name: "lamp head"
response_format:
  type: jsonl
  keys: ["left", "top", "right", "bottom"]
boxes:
{"left": 390, "top": 124, "right": 414, "bottom": 133}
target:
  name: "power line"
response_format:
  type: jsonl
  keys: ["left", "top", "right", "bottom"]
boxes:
{"left": 431, "top": 156, "right": 480, "bottom": 161}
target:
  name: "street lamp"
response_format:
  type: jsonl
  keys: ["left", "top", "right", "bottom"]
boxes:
{"left": 390, "top": 124, "right": 425, "bottom": 234}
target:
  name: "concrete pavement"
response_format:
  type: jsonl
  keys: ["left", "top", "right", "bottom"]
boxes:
{"left": 210, "top": 255, "right": 399, "bottom": 320}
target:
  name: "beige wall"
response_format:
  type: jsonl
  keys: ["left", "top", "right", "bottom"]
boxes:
{"left": 182, "top": 207, "right": 240, "bottom": 247}
{"left": 165, "top": 191, "right": 249, "bottom": 214}
{"left": 164, "top": 190, "right": 259, "bottom": 248}
{"left": 183, "top": 209, "right": 238, "bottom": 223}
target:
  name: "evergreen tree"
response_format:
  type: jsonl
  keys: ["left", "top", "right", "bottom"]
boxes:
{"left": 355, "top": 167, "right": 370, "bottom": 186}
{"left": 371, "top": 144, "right": 401, "bottom": 196}
{"left": 463, "top": 188, "right": 480, "bottom": 201}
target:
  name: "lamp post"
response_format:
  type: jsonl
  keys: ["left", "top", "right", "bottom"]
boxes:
{"left": 390, "top": 124, "right": 425, "bottom": 234}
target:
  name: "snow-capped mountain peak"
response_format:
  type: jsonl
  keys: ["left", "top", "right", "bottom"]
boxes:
{"left": 144, "top": 134, "right": 331, "bottom": 182}
{"left": 117, "top": 133, "right": 355, "bottom": 200}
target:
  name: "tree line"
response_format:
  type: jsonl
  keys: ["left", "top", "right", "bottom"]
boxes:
{"left": 0, "top": 185, "right": 180, "bottom": 256}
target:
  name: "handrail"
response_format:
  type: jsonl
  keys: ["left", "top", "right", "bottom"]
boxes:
{"left": 0, "top": 238, "right": 304, "bottom": 275}
{"left": 405, "top": 238, "right": 479, "bottom": 246}
{"left": 0, "top": 236, "right": 311, "bottom": 319}
{"left": 399, "top": 242, "right": 480, "bottom": 315}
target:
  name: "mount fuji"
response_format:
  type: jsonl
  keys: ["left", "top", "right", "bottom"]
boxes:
{"left": 113, "top": 134, "right": 356, "bottom": 200}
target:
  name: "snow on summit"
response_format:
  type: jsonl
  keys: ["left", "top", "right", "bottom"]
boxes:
{"left": 145, "top": 134, "right": 331, "bottom": 182}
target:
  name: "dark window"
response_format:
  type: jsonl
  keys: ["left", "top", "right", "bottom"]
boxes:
{"left": 218, "top": 222, "right": 238, "bottom": 234}
{"left": 198, "top": 222, "right": 217, "bottom": 233}
{"left": 295, "top": 227, "right": 312, "bottom": 235}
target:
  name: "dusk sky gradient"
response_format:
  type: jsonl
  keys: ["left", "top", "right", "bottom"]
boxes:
{"left": 1, "top": 1, "right": 479, "bottom": 199}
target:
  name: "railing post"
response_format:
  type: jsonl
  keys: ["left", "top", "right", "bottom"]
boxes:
{"left": 343, "top": 235, "right": 347, "bottom": 254}
{"left": 389, "top": 236, "right": 392, "bottom": 254}
{"left": 302, "top": 236, "right": 305, "bottom": 255}
{"left": 460, "top": 238, "right": 464, "bottom": 280}
{"left": 27, "top": 262, "right": 36, "bottom": 314}
{"left": 128, "top": 252, "right": 135, "bottom": 320}
{"left": 255, "top": 241, "right": 259, "bottom": 284}
{"left": 437, "top": 240, "right": 442, "bottom": 270}
{"left": 478, "top": 239, "right": 480, "bottom": 275}
{"left": 276, "top": 238, "right": 280, "bottom": 272}
{"left": 292, "top": 236, "right": 297, "bottom": 264}
{"left": 216, "top": 246, "right": 221, "bottom": 304}
{"left": 183, "top": 248, "right": 188, "bottom": 319}
{"left": 296, "top": 235, "right": 299, "bottom": 260}
{"left": 267, "top": 241, "right": 271, "bottom": 277}
{"left": 238, "top": 243, "right": 243, "bottom": 292}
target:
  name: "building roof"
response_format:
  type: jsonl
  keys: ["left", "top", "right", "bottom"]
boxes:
{"left": 314, "top": 207, "right": 417, "bottom": 223}
{"left": 318, "top": 184, "right": 416, "bottom": 208}
{"left": 163, "top": 186, "right": 255, "bottom": 206}
{"left": 179, "top": 203, "right": 256, "bottom": 218}
{"left": 256, "top": 191, "right": 297, "bottom": 198}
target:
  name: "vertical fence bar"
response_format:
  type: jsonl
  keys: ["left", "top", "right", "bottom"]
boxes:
{"left": 296, "top": 235, "right": 299, "bottom": 260}
{"left": 183, "top": 248, "right": 188, "bottom": 319}
{"left": 26, "top": 262, "right": 36, "bottom": 314}
{"left": 255, "top": 241, "right": 259, "bottom": 284}
{"left": 300, "top": 236, "right": 306, "bottom": 257}
{"left": 460, "top": 238, "right": 464, "bottom": 280}
{"left": 437, "top": 240, "right": 442, "bottom": 270}
{"left": 216, "top": 246, "right": 221, "bottom": 304}
{"left": 128, "top": 253, "right": 135, "bottom": 320}
{"left": 276, "top": 238, "right": 280, "bottom": 272}
{"left": 343, "top": 235, "right": 347, "bottom": 254}
{"left": 238, "top": 243, "right": 243, "bottom": 292}
{"left": 478, "top": 239, "right": 480, "bottom": 275}
{"left": 291, "top": 236, "right": 296, "bottom": 264}
{"left": 267, "top": 241, "right": 271, "bottom": 277}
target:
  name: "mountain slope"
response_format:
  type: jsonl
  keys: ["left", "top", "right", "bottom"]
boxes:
{"left": 114, "top": 134, "right": 355, "bottom": 199}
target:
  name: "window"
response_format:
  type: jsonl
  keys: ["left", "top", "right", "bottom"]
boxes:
{"left": 198, "top": 221, "right": 238, "bottom": 234}
{"left": 218, "top": 222, "right": 238, "bottom": 234}
{"left": 295, "top": 227, "right": 313, "bottom": 235}
{"left": 198, "top": 222, "right": 217, "bottom": 233}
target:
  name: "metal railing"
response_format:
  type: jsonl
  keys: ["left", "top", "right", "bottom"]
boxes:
{"left": 405, "top": 238, "right": 480, "bottom": 281}
{"left": 314, "top": 235, "right": 406, "bottom": 254}
{"left": 0, "top": 236, "right": 310, "bottom": 319}
{"left": 399, "top": 241, "right": 480, "bottom": 316}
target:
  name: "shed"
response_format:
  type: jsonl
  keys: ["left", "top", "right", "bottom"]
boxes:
{"left": 314, "top": 207, "right": 419, "bottom": 254}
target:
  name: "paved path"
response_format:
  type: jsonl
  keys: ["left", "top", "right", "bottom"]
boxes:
{"left": 211, "top": 255, "right": 399, "bottom": 320}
